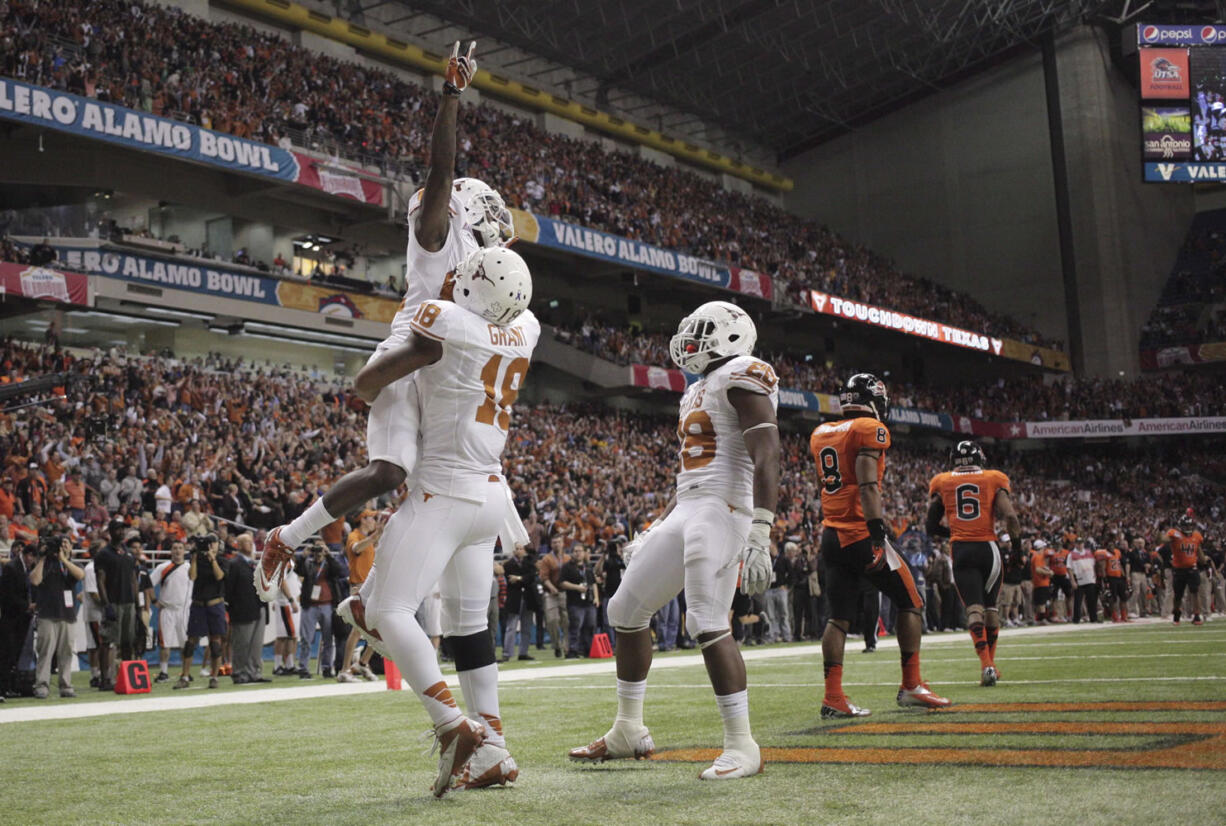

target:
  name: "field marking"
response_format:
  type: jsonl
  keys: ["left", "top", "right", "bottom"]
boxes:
{"left": 0, "top": 615, "right": 1203, "bottom": 725}
{"left": 495, "top": 676, "right": 1226, "bottom": 690}
{"left": 656, "top": 719, "right": 1226, "bottom": 770}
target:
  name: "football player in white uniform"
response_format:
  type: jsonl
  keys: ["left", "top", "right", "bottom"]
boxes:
{"left": 354, "top": 245, "right": 538, "bottom": 797}
{"left": 255, "top": 42, "right": 519, "bottom": 609}
{"left": 569, "top": 301, "right": 780, "bottom": 781}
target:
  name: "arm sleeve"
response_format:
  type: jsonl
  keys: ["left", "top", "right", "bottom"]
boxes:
{"left": 408, "top": 299, "right": 454, "bottom": 342}
{"left": 725, "top": 357, "right": 778, "bottom": 396}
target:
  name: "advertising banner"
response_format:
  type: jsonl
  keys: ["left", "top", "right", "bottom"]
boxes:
{"left": 809, "top": 290, "right": 1003, "bottom": 355}
{"left": 512, "top": 209, "right": 772, "bottom": 300}
{"left": 628, "top": 364, "right": 838, "bottom": 413}
{"left": 0, "top": 262, "right": 89, "bottom": 306}
{"left": 1142, "top": 107, "right": 1193, "bottom": 160}
{"left": 1140, "top": 48, "right": 1190, "bottom": 98}
{"left": 1144, "top": 161, "right": 1226, "bottom": 181}
{"left": 0, "top": 78, "right": 382, "bottom": 206}
{"left": 1138, "top": 24, "right": 1226, "bottom": 47}
{"left": 25, "top": 244, "right": 397, "bottom": 323}
{"left": 1140, "top": 341, "right": 1226, "bottom": 368}
{"left": 1022, "top": 418, "right": 1226, "bottom": 438}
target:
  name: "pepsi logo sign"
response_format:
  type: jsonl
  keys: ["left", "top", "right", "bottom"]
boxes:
{"left": 1142, "top": 25, "right": 1159, "bottom": 42}
{"left": 1203, "top": 26, "right": 1218, "bottom": 42}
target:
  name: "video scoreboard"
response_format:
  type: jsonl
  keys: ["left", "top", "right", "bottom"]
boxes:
{"left": 1140, "top": 23, "right": 1226, "bottom": 182}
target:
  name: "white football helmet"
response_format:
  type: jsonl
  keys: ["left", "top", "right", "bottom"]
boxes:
{"left": 669, "top": 300, "right": 757, "bottom": 374}
{"left": 452, "top": 246, "right": 532, "bottom": 326}
{"left": 453, "top": 177, "right": 514, "bottom": 247}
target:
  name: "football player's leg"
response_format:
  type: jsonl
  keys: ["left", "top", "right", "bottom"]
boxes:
{"left": 867, "top": 544, "right": 949, "bottom": 708}
{"left": 569, "top": 510, "right": 685, "bottom": 762}
{"left": 983, "top": 543, "right": 1004, "bottom": 671}
{"left": 819, "top": 531, "right": 868, "bottom": 718}
{"left": 439, "top": 538, "right": 504, "bottom": 745}
{"left": 683, "top": 502, "right": 761, "bottom": 780}
{"left": 953, "top": 547, "right": 991, "bottom": 671}
{"left": 368, "top": 494, "right": 470, "bottom": 727}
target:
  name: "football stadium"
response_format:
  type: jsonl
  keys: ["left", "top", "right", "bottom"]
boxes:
{"left": 1, "top": 0, "right": 1224, "bottom": 823}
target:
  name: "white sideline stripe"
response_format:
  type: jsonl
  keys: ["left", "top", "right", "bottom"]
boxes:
{"left": 496, "top": 676, "right": 1226, "bottom": 690}
{"left": 0, "top": 615, "right": 1192, "bottom": 725}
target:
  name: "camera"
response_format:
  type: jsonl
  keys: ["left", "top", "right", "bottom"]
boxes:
{"left": 191, "top": 534, "right": 218, "bottom": 556}
{"left": 39, "top": 534, "right": 65, "bottom": 558}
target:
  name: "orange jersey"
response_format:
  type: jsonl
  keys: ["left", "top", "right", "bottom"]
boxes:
{"left": 1031, "top": 548, "right": 1053, "bottom": 587}
{"left": 1095, "top": 548, "right": 1125, "bottom": 578}
{"left": 928, "top": 468, "right": 1010, "bottom": 542}
{"left": 1049, "top": 548, "right": 1070, "bottom": 576}
{"left": 809, "top": 416, "right": 890, "bottom": 545}
{"left": 1165, "top": 529, "right": 1203, "bottom": 569}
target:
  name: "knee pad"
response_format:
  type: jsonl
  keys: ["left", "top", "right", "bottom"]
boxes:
{"left": 827, "top": 619, "right": 850, "bottom": 636}
{"left": 684, "top": 602, "right": 727, "bottom": 639}
{"left": 448, "top": 630, "right": 496, "bottom": 672}
{"left": 208, "top": 639, "right": 223, "bottom": 659}
{"left": 440, "top": 595, "right": 488, "bottom": 638}
{"left": 607, "top": 590, "right": 653, "bottom": 632}
{"left": 965, "top": 605, "right": 985, "bottom": 627}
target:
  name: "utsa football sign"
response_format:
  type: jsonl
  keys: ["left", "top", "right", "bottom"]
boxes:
{"left": 1140, "top": 49, "right": 1189, "bottom": 98}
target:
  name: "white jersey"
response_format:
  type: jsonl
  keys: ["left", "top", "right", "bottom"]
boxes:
{"left": 277, "top": 568, "right": 302, "bottom": 607}
{"left": 675, "top": 355, "right": 779, "bottom": 512}
{"left": 408, "top": 299, "right": 540, "bottom": 504}
{"left": 385, "top": 191, "right": 479, "bottom": 347}
{"left": 151, "top": 560, "right": 192, "bottom": 610}
{"left": 82, "top": 561, "right": 101, "bottom": 622}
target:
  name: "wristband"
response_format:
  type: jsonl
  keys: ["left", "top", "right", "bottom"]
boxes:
{"left": 748, "top": 508, "right": 774, "bottom": 547}
{"left": 442, "top": 82, "right": 462, "bottom": 97}
{"left": 867, "top": 518, "right": 887, "bottom": 544}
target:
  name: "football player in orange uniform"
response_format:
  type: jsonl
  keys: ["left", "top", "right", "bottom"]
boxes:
{"left": 1163, "top": 513, "right": 1207, "bottom": 625}
{"left": 1094, "top": 539, "right": 1128, "bottom": 623}
{"left": 926, "top": 441, "right": 1021, "bottom": 687}
{"left": 810, "top": 374, "right": 950, "bottom": 718}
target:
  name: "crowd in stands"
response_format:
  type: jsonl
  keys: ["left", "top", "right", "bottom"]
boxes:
{"left": 1, "top": 336, "right": 1223, "bottom": 693}
{"left": 1140, "top": 212, "right": 1226, "bottom": 350}
{"left": 549, "top": 315, "right": 1226, "bottom": 421}
{"left": 1, "top": 0, "right": 1058, "bottom": 349}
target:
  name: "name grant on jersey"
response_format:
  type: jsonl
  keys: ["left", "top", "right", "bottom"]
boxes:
{"left": 488, "top": 324, "right": 528, "bottom": 347}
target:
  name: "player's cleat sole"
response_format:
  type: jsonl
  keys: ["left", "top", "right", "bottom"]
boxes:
{"left": 981, "top": 666, "right": 998, "bottom": 687}
{"left": 568, "top": 724, "right": 655, "bottom": 763}
{"left": 336, "top": 595, "right": 390, "bottom": 659}
{"left": 897, "top": 683, "right": 952, "bottom": 710}
{"left": 1192, "top": 617, "right": 1204, "bottom": 626}
{"left": 255, "top": 526, "right": 293, "bottom": 603}
{"left": 820, "top": 700, "right": 871, "bottom": 719}
{"left": 452, "top": 742, "right": 519, "bottom": 791}
{"left": 698, "top": 745, "right": 763, "bottom": 780}
{"left": 431, "top": 717, "right": 485, "bottom": 798}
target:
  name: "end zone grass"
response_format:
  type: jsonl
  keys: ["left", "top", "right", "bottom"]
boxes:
{"left": 2, "top": 621, "right": 1223, "bottom": 825}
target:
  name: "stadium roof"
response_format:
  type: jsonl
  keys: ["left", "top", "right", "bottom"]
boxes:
{"left": 362, "top": 0, "right": 1091, "bottom": 160}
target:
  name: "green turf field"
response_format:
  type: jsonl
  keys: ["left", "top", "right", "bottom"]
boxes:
{"left": 2, "top": 621, "right": 1224, "bottom": 825}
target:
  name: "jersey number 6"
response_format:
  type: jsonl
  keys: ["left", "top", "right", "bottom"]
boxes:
{"left": 955, "top": 483, "right": 981, "bottom": 521}
{"left": 477, "top": 355, "right": 530, "bottom": 430}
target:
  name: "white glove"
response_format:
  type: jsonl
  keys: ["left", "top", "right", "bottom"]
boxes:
{"left": 443, "top": 40, "right": 477, "bottom": 96}
{"left": 738, "top": 509, "right": 775, "bottom": 596}
{"left": 622, "top": 530, "right": 648, "bottom": 568}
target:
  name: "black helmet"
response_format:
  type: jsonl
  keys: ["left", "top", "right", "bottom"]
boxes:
{"left": 1179, "top": 510, "right": 1196, "bottom": 533}
{"left": 951, "top": 440, "right": 986, "bottom": 468}
{"left": 840, "top": 373, "right": 889, "bottom": 422}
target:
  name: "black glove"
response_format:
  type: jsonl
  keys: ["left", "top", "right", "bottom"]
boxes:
{"left": 867, "top": 519, "right": 888, "bottom": 545}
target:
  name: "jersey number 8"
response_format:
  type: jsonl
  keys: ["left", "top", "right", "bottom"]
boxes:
{"left": 818, "top": 446, "right": 842, "bottom": 493}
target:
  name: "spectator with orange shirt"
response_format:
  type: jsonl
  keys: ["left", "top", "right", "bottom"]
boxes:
{"left": 337, "top": 510, "right": 380, "bottom": 682}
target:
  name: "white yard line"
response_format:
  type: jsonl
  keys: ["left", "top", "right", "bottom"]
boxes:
{"left": 0, "top": 616, "right": 1202, "bottom": 725}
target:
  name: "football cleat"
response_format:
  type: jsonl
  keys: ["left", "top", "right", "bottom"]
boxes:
{"left": 1192, "top": 616, "right": 1204, "bottom": 626}
{"left": 568, "top": 724, "right": 655, "bottom": 763}
{"left": 336, "top": 595, "right": 390, "bottom": 659}
{"left": 821, "top": 698, "right": 871, "bottom": 719}
{"left": 698, "top": 744, "right": 763, "bottom": 780}
{"left": 430, "top": 717, "right": 485, "bottom": 798}
{"left": 452, "top": 742, "right": 519, "bottom": 791}
{"left": 255, "top": 526, "right": 294, "bottom": 603}
{"left": 981, "top": 666, "right": 999, "bottom": 687}
{"left": 897, "top": 683, "right": 952, "bottom": 710}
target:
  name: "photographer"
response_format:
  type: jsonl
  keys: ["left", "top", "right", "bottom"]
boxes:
{"left": 500, "top": 543, "right": 535, "bottom": 662}
{"left": 561, "top": 544, "right": 598, "bottom": 659}
{"left": 29, "top": 535, "right": 84, "bottom": 699}
{"left": 0, "top": 542, "right": 37, "bottom": 699}
{"left": 95, "top": 525, "right": 140, "bottom": 688}
{"left": 294, "top": 541, "right": 341, "bottom": 679}
{"left": 174, "top": 534, "right": 227, "bottom": 690}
